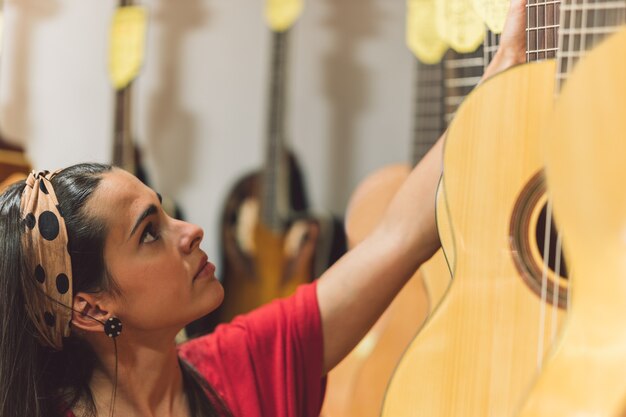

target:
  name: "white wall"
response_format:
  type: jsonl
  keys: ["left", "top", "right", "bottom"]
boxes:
{"left": 0, "top": 0, "right": 415, "bottom": 270}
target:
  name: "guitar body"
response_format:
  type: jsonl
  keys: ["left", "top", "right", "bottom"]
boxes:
{"left": 435, "top": 178, "right": 454, "bottom": 276}
{"left": 0, "top": 140, "right": 30, "bottom": 192}
{"left": 517, "top": 28, "right": 626, "bottom": 417}
{"left": 381, "top": 61, "right": 566, "bottom": 417}
{"left": 322, "top": 163, "right": 449, "bottom": 417}
{"left": 210, "top": 153, "right": 344, "bottom": 326}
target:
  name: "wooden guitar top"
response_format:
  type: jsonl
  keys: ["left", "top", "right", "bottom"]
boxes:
{"left": 517, "top": 28, "right": 626, "bottom": 417}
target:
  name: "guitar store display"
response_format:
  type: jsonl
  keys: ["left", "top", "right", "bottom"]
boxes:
{"left": 3, "top": 0, "right": 626, "bottom": 415}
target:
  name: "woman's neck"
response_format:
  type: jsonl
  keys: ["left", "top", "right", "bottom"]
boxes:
{"left": 86, "top": 332, "right": 190, "bottom": 417}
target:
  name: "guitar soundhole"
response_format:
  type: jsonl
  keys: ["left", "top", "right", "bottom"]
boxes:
{"left": 510, "top": 171, "right": 569, "bottom": 309}
{"left": 535, "top": 205, "right": 569, "bottom": 279}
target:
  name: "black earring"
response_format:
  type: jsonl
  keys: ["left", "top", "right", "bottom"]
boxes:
{"left": 104, "top": 317, "right": 123, "bottom": 338}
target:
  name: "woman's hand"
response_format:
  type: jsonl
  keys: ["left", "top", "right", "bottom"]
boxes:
{"left": 484, "top": 0, "right": 527, "bottom": 79}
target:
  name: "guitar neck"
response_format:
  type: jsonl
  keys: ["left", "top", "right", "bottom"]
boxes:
{"left": 526, "top": 0, "right": 560, "bottom": 63}
{"left": 412, "top": 29, "right": 502, "bottom": 166}
{"left": 483, "top": 30, "right": 501, "bottom": 69}
{"left": 112, "top": 86, "right": 136, "bottom": 173}
{"left": 261, "top": 29, "right": 291, "bottom": 232}
{"left": 411, "top": 59, "right": 445, "bottom": 166}
{"left": 443, "top": 46, "right": 485, "bottom": 124}
{"left": 556, "top": 0, "right": 626, "bottom": 90}
{"left": 112, "top": 0, "right": 138, "bottom": 174}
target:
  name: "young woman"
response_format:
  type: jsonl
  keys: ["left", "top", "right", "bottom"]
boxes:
{"left": 0, "top": 3, "right": 526, "bottom": 416}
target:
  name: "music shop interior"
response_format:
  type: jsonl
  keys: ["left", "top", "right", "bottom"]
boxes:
{"left": 1, "top": 0, "right": 625, "bottom": 416}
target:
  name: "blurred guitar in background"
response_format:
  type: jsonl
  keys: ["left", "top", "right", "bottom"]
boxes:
{"left": 321, "top": 20, "right": 500, "bottom": 417}
{"left": 0, "top": 0, "right": 31, "bottom": 192}
{"left": 108, "top": 1, "right": 183, "bottom": 220}
{"left": 186, "top": 0, "right": 346, "bottom": 336}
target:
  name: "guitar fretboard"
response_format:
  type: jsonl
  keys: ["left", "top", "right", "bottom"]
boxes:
{"left": 443, "top": 30, "right": 501, "bottom": 124}
{"left": 262, "top": 30, "right": 291, "bottom": 232}
{"left": 483, "top": 31, "right": 502, "bottom": 67}
{"left": 112, "top": 0, "right": 137, "bottom": 174}
{"left": 556, "top": 0, "right": 626, "bottom": 90}
{"left": 526, "top": 0, "right": 561, "bottom": 62}
{"left": 113, "top": 88, "right": 136, "bottom": 173}
{"left": 443, "top": 47, "right": 485, "bottom": 124}
{"left": 412, "top": 60, "right": 445, "bottom": 166}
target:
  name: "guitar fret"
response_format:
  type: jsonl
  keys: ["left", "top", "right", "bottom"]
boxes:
{"left": 562, "top": 1, "right": 626, "bottom": 10}
{"left": 444, "top": 96, "right": 466, "bottom": 107}
{"left": 560, "top": 25, "right": 625, "bottom": 34}
{"left": 444, "top": 76, "right": 483, "bottom": 88}
{"left": 444, "top": 57, "right": 485, "bottom": 69}
{"left": 527, "top": 1, "right": 560, "bottom": 6}
{"left": 526, "top": 24, "right": 560, "bottom": 30}
{"left": 527, "top": 47, "right": 560, "bottom": 52}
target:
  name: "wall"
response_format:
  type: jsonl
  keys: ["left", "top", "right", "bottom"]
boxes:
{"left": 0, "top": 0, "right": 416, "bottom": 270}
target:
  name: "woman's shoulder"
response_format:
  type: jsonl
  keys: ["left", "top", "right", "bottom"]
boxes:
{"left": 177, "top": 281, "right": 326, "bottom": 417}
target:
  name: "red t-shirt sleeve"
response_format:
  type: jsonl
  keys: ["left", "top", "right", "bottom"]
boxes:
{"left": 178, "top": 281, "right": 326, "bottom": 417}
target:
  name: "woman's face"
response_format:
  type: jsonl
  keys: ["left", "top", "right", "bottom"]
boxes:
{"left": 87, "top": 169, "right": 223, "bottom": 334}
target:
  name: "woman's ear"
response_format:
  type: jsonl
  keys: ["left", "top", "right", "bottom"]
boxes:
{"left": 71, "top": 292, "right": 112, "bottom": 334}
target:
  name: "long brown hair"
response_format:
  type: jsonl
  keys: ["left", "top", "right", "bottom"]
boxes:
{"left": 0, "top": 163, "right": 230, "bottom": 417}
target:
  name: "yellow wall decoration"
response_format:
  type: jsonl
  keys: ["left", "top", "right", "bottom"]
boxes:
{"left": 265, "top": 0, "right": 304, "bottom": 32}
{"left": 472, "top": 0, "right": 509, "bottom": 33}
{"left": 436, "top": 0, "right": 485, "bottom": 53}
{"left": 108, "top": 6, "right": 147, "bottom": 91}
{"left": 407, "top": 0, "right": 449, "bottom": 64}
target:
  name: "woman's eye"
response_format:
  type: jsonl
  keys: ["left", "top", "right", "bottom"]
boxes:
{"left": 140, "top": 223, "right": 160, "bottom": 244}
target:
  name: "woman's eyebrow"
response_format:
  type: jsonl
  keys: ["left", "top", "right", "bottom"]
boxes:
{"left": 129, "top": 204, "right": 158, "bottom": 239}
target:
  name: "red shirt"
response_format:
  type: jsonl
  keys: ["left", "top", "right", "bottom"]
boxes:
{"left": 65, "top": 282, "right": 326, "bottom": 417}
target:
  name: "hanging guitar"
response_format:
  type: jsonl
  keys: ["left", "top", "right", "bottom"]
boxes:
{"left": 0, "top": 0, "right": 31, "bottom": 192}
{"left": 381, "top": 0, "right": 570, "bottom": 415}
{"left": 186, "top": 1, "right": 345, "bottom": 336}
{"left": 109, "top": 0, "right": 183, "bottom": 219}
{"left": 321, "top": 57, "right": 446, "bottom": 417}
{"left": 322, "top": 22, "right": 503, "bottom": 416}
{"left": 516, "top": 4, "right": 626, "bottom": 417}
{"left": 0, "top": 137, "right": 30, "bottom": 192}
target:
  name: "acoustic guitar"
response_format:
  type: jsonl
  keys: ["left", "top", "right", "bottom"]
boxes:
{"left": 322, "top": 33, "right": 500, "bottom": 417}
{"left": 109, "top": 0, "right": 183, "bottom": 219}
{"left": 202, "top": 17, "right": 345, "bottom": 332}
{"left": 516, "top": 5, "right": 626, "bottom": 417}
{"left": 381, "top": 1, "right": 569, "bottom": 416}
{"left": 0, "top": 0, "right": 31, "bottom": 192}
{"left": 0, "top": 138, "right": 30, "bottom": 192}
{"left": 321, "top": 58, "right": 445, "bottom": 417}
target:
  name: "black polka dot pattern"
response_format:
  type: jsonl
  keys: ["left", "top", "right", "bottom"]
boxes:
{"left": 104, "top": 317, "right": 123, "bottom": 338}
{"left": 21, "top": 170, "right": 74, "bottom": 350}
{"left": 38, "top": 211, "right": 60, "bottom": 241}
{"left": 24, "top": 213, "right": 36, "bottom": 230}
{"left": 35, "top": 265, "right": 46, "bottom": 283}
{"left": 44, "top": 312, "right": 55, "bottom": 327}
{"left": 55, "top": 273, "right": 69, "bottom": 294}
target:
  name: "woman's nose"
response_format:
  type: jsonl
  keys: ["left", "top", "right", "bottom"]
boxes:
{"left": 178, "top": 220, "right": 204, "bottom": 253}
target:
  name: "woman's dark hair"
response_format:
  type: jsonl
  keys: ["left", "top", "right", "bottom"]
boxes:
{"left": 0, "top": 163, "right": 230, "bottom": 417}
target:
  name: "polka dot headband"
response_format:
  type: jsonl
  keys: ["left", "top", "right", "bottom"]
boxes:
{"left": 20, "top": 170, "right": 72, "bottom": 350}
